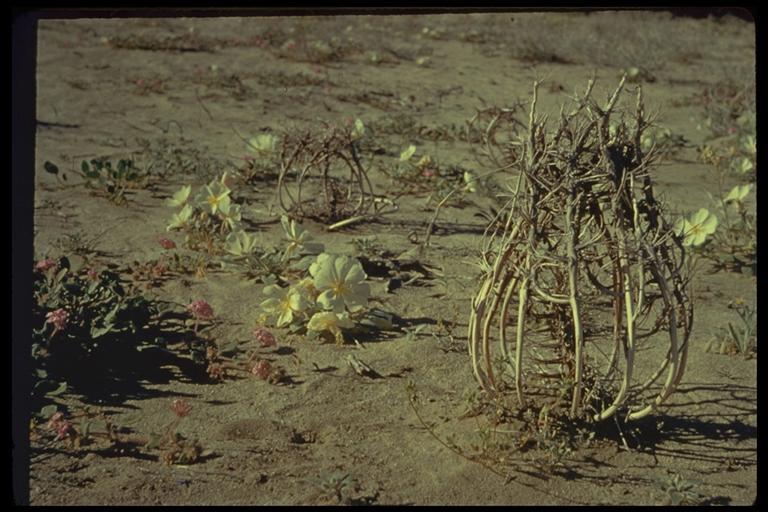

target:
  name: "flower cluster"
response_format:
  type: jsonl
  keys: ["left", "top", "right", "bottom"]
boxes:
{"left": 259, "top": 252, "right": 370, "bottom": 344}
{"left": 45, "top": 308, "right": 69, "bottom": 333}
{"left": 166, "top": 173, "right": 243, "bottom": 252}
{"left": 170, "top": 399, "right": 192, "bottom": 418}
{"left": 187, "top": 300, "right": 214, "bottom": 321}
{"left": 35, "top": 257, "right": 58, "bottom": 273}
{"left": 253, "top": 327, "right": 277, "bottom": 348}
{"left": 47, "top": 411, "right": 75, "bottom": 441}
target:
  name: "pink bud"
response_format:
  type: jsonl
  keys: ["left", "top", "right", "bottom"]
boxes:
{"left": 35, "top": 258, "right": 58, "bottom": 272}
{"left": 187, "top": 300, "right": 214, "bottom": 321}
{"left": 158, "top": 237, "right": 176, "bottom": 250}
{"left": 253, "top": 327, "right": 277, "bottom": 348}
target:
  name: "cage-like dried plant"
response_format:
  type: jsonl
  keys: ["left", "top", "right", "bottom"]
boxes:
{"left": 469, "top": 77, "right": 693, "bottom": 422}
{"left": 276, "top": 123, "right": 376, "bottom": 224}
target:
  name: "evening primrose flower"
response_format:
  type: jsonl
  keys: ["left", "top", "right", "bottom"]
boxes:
{"left": 307, "top": 311, "right": 353, "bottom": 344}
{"left": 167, "top": 204, "right": 193, "bottom": 231}
{"left": 217, "top": 196, "right": 242, "bottom": 231}
{"left": 309, "top": 253, "right": 370, "bottom": 313}
{"left": 399, "top": 144, "right": 417, "bottom": 162}
{"left": 224, "top": 229, "right": 257, "bottom": 257}
{"left": 260, "top": 284, "right": 310, "bottom": 327}
{"left": 166, "top": 185, "right": 192, "bottom": 208}
{"left": 248, "top": 133, "right": 277, "bottom": 157}
{"left": 723, "top": 184, "right": 751, "bottom": 205}
{"left": 281, "top": 216, "right": 324, "bottom": 260}
{"left": 199, "top": 180, "right": 231, "bottom": 215}
{"left": 674, "top": 208, "right": 718, "bottom": 247}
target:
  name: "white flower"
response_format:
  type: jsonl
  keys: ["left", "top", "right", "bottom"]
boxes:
{"left": 217, "top": 196, "right": 241, "bottom": 231}
{"left": 248, "top": 133, "right": 277, "bottom": 156}
{"left": 723, "top": 184, "right": 751, "bottom": 205}
{"left": 167, "top": 185, "right": 192, "bottom": 208}
{"left": 463, "top": 170, "right": 477, "bottom": 193}
{"left": 674, "top": 208, "right": 718, "bottom": 247}
{"left": 309, "top": 253, "right": 370, "bottom": 313}
{"left": 307, "top": 311, "right": 353, "bottom": 344}
{"left": 199, "top": 180, "right": 231, "bottom": 215}
{"left": 224, "top": 229, "right": 257, "bottom": 257}
{"left": 259, "top": 284, "right": 310, "bottom": 327}
{"left": 351, "top": 118, "right": 365, "bottom": 140}
{"left": 167, "top": 204, "right": 193, "bottom": 231}
{"left": 281, "top": 216, "right": 324, "bottom": 260}
{"left": 399, "top": 145, "right": 417, "bottom": 162}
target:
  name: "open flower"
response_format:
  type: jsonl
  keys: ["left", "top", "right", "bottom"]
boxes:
{"left": 724, "top": 184, "right": 751, "bottom": 205}
{"left": 217, "top": 196, "right": 242, "bottom": 232}
{"left": 248, "top": 133, "right": 277, "bottom": 157}
{"left": 167, "top": 204, "right": 193, "bottom": 231}
{"left": 674, "top": 208, "right": 718, "bottom": 247}
{"left": 187, "top": 300, "right": 214, "bottom": 321}
{"left": 307, "top": 311, "right": 353, "bottom": 344}
{"left": 224, "top": 229, "right": 257, "bottom": 257}
{"left": 46, "top": 308, "right": 69, "bottom": 332}
{"left": 260, "top": 284, "right": 310, "bottom": 327}
{"left": 166, "top": 185, "right": 192, "bottom": 208}
{"left": 200, "top": 180, "right": 231, "bottom": 215}
{"left": 309, "top": 253, "right": 370, "bottom": 313}
{"left": 281, "top": 216, "right": 324, "bottom": 260}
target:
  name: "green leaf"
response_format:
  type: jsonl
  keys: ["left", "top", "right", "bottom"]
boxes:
{"left": 90, "top": 324, "right": 114, "bottom": 339}
{"left": 48, "top": 381, "right": 68, "bottom": 396}
{"left": 81, "top": 160, "right": 90, "bottom": 174}
{"left": 39, "top": 404, "right": 59, "bottom": 419}
{"left": 145, "top": 433, "right": 164, "bottom": 450}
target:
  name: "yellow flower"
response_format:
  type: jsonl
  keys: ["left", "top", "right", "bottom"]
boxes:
{"left": 674, "top": 208, "right": 718, "bottom": 247}
{"left": 309, "top": 253, "right": 369, "bottom": 313}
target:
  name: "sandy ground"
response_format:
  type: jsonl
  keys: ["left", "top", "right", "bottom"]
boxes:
{"left": 26, "top": 11, "right": 756, "bottom": 505}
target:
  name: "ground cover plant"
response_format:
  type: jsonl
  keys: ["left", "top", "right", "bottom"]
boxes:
{"left": 25, "top": 11, "right": 756, "bottom": 506}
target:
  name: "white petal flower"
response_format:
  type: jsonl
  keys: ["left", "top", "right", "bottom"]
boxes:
{"left": 723, "top": 184, "right": 751, "bottom": 204}
{"left": 399, "top": 145, "right": 417, "bottom": 162}
{"left": 307, "top": 311, "right": 353, "bottom": 344}
{"left": 167, "top": 204, "right": 194, "bottom": 231}
{"left": 199, "top": 180, "right": 231, "bottom": 215}
{"left": 309, "top": 253, "right": 370, "bottom": 313}
{"left": 281, "top": 216, "right": 324, "bottom": 260}
{"left": 676, "top": 209, "right": 718, "bottom": 247}
{"left": 260, "top": 284, "right": 309, "bottom": 327}
{"left": 167, "top": 185, "right": 192, "bottom": 208}
{"left": 224, "top": 229, "right": 257, "bottom": 257}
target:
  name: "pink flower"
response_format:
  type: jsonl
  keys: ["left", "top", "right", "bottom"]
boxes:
{"left": 35, "top": 258, "right": 58, "bottom": 273}
{"left": 253, "top": 327, "right": 277, "bottom": 348}
{"left": 158, "top": 237, "right": 176, "bottom": 250}
{"left": 46, "top": 308, "right": 69, "bottom": 332}
{"left": 187, "top": 300, "right": 214, "bottom": 321}
{"left": 170, "top": 399, "right": 192, "bottom": 418}
{"left": 86, "top": 268, "right": 99, "bottom": 281}
{"left": 421, "top": 168, "right": 436, "bottom": 178}
{"left": 46, "top": 411, "right": 65, "bottom": 430}
{"left": 46, "top": 411, "right": 74, "bottom": 440}
{"left": 55, "top": 421, "right": 74, "bottom": 441}
{"left": 136, "top": 79, "right": 145, "bottom": 87}
{"left": 251, "top": 360, "right": 271, "bottom": 380}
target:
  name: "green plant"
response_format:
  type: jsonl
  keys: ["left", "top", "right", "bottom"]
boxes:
{"left": 31, "top": 256, "right": 170, "bottom": 412}
{"left": 653, "top": 471, "right": 706, "bottom": 506}
{"left": 705, "top": 299, "right": 756, "bottom": 356}
{"left": 165, "top": 173, "right": 243, "bottom": 254}
{"left": 74, "top": 156, "right": 149, "bottom": 204}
